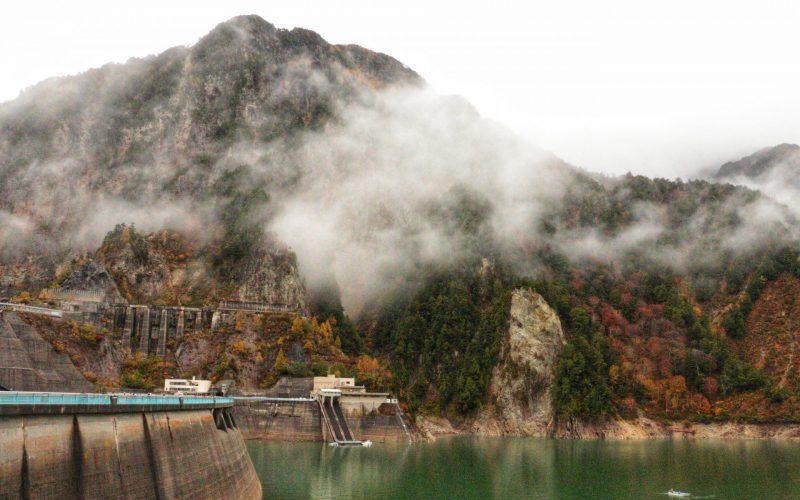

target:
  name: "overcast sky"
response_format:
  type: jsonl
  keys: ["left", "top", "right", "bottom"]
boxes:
{"left": 3, "top": 0, "right": 800, "bottom": 177}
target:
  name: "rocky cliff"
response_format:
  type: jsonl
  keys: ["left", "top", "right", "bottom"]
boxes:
{"left": 52, "top": 255, "right": 125, "bottom": 303}
{"left": 472, "top": 289, "right": 565, "bottom": 436}
{"left": 234, "top": 249, "right": 308, "bottom": 312}
{"left": 0, "top": 14, "right": 419, "bottom": 306}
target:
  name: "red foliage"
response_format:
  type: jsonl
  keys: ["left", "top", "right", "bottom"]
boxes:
{"left": 600, "top": 305, "right": 625, "bottom": 329}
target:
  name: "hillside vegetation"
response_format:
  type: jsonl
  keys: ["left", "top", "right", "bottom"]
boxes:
{"left": 1, "top": 15, "right": 799, "bottom": 426}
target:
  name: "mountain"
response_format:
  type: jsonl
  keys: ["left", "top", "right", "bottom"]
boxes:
{"left": 715, "top": 143, "right": 800, "bottom": 180}
{"left": 0, "top": 14, "right": 418, "bottom": 302}
{"left": 2, "top": 15, "right": 800, "bottom": 433}
{"left": 713, "top": 143, "right": 800, "bottom": 212}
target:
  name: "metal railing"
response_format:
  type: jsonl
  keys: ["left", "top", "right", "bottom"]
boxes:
{"left": 0, "top": 302, "right": 63, "bottom": 318}
{"left": 39, "top": 288, "right": 106, "bottom": 302}
{"left": 217, "top": 301, "right": 297, "bottom": 313}
{"left": 232, "top": 396, "right": 315, "bottom": 403}
{"left": 0, "top": 391, "right": 233, "bottom": 407}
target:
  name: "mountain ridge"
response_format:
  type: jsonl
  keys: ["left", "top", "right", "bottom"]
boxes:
{"left": 714, "top": 142, "right": 800, "bottom": 180}
{"left": 1, "top": 15, "right": 800, "bottom": 430}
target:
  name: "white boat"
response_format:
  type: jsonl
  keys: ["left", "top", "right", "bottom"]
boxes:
{"left": 667, "top": 490, "right": 690, "bottom": 498}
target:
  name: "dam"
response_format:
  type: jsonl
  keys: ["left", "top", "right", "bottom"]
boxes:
{"left": 232, "top": 376, "right": 413, "bottom": 445}
{"left": 0, "top": 392, "right": 262, "bottom": 499}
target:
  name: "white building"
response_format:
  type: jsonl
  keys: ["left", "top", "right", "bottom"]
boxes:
{"left": 164, "top": 377, "right": 212, "bottom": 394}
{"left": 311, "top": 375, "right": 357, "bottom": 396}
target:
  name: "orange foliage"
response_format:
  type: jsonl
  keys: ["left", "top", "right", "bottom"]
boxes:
{"left": 356, "top": 355, "right": 381, "bottom": 377}
{"left": 232, "top": 340, "right": 246, "bottom": 354}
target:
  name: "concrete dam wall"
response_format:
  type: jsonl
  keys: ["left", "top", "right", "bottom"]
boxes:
{"left": 0, "top": 407, "right": 261, "bottom": 499}
{"left": 233, "top": 399, "right": 411, "bottom": 443}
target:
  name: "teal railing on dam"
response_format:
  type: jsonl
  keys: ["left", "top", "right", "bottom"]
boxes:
{"left": 232, "top": 396, "right": 315, "bottom": 403}
{"left": 0, "top": 391, "right": 234, "bottom": 416}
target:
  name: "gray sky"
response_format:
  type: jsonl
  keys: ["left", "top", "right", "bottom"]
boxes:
{"left": 3, "top": 0, "right": 800, "bottom": 177}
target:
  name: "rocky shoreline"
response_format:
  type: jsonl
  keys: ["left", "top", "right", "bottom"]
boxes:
{"left": 415, "top": 414, "right": 800, "bottom": 441}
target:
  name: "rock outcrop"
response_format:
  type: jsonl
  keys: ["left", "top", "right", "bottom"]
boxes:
{"left": 472, "top": 288, "right": 565, "bottom": 436}
{"left": 53, "top": 255, "right": 125, "bottom": 303}
{"left": 0, "top": 14, "right": 418, "bottom": 309}
{"left": 96, "top": 226, "right": 177, "bottom": 303}
{"left": 235, "top": 250, "right": 308, "bottom": 311}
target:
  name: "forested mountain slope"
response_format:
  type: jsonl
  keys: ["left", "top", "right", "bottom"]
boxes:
{"left": 1, "top": 15, "right": 799, "bottom": 427}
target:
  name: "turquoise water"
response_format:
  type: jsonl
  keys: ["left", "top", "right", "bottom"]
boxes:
{"left": 248, "top": 437, "right": 800, "bottom": 499}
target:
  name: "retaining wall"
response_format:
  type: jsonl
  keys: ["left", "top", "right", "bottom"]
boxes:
{"left": 233, "top": 399, "right": 411, "bottom": 443}
{"left": 346, "top": 415, "right": 407, "bottom": 442}
{"left": 0, "top": 313, "right": 93, "bottom": 393}
{"left": 234, "top": 399, "right": 323, "bottom": 442}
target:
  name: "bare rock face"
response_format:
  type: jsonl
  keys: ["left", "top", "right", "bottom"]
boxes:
{"left": 55, "top": 254, "right": 125, "bottom": 302}
{"left": 473, "top": 288, "right": 565, "bottom": 436}
{"left": 97, "top": 232, "right": 172, "bottom": 303}
{"left": 236, "top": 250, "right": 308, "bottom": 311}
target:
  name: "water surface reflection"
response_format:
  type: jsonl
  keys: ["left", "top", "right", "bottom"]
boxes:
{"left": 248, "top": 437, "right": 800, "bottom": 499}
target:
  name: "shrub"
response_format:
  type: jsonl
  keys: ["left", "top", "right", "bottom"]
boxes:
{"left": 286, "top": 362, "right": 312, "bottom": 377}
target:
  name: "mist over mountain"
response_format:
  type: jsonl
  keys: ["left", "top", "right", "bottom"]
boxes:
{"left": 713, "top": 143, "right": 800, "bottom": 215}
{"left": 0, "top": 14, "right": 420, "bottom": 300}
{"left": 2, "top": 15, "right": 800, "bottom": 426}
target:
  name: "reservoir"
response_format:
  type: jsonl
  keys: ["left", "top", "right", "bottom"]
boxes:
{"left": 249, "top": 437, "right": 800, "bottom": 499}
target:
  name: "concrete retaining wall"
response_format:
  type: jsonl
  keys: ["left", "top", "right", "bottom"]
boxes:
{"left": 348, "top": 413, "right": 411, "bottom": 443}
{"left": 234, "top": 400, "right": 323, "bottom": 442}
{"left": 0, "top": 410, "right": 261, "bottom": 499}
{"left": 0, "top": 313, "right": 93, "bottom": 393}
{"left": 233, "top": 399, "right": 411, "bottom": 443}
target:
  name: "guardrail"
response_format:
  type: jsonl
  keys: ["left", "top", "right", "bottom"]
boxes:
{"left": 0, "top": 302, "right": 63, "bottom": 318}
{"left": 232, "top": 397, "right": 315, "bottom": 403}
{"left": 217, "top": 301, "right": 297, "bottom": 313}
{"left": 0, "top": 391, "right": 233, "bottom": 415}
{"left": 39, "top": 288, "right": 106, "bottom": 302}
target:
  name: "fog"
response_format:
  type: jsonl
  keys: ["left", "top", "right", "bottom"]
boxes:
{"left": 255, "top": 83, "right": 797, "bottom": 308}
{"left": 264, "top": 88, "right": 568, "bottom": 306}
{"left": 1, "top": 12, "right": 798, "bottom": 310}
{"left": 3, "top": 2, "right": 800, "bottom": 178}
